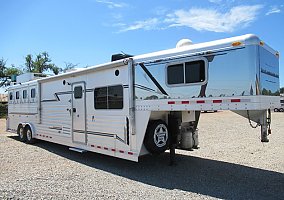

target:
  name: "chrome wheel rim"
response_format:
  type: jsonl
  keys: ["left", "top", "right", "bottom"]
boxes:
{"left": 19, "top": 128, "right": 24, "bottom": 139}
{"left": 26, "top": 129, "right": 32, "bottom": 141}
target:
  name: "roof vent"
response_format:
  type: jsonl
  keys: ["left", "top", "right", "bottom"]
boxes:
{"left": 111, "top": 53, "right": 133, "bottom": 62}
{"left": 176, "top": 39, "right": 193, "bottom": 48}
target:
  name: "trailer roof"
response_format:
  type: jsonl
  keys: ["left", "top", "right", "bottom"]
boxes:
{"left": 9, "top": 34, "right": 278, "bottom": 86}
{"left": 133, "top": 34, "right": 278, "bottom": 64}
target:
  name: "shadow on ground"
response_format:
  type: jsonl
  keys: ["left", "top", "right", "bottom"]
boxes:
{"left": 9, "top": 136, "right": 284, "bottom": 200}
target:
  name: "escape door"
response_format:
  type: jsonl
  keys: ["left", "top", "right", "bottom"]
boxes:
{"left": 72, "top": 82, "right": 87, "bottom": 144}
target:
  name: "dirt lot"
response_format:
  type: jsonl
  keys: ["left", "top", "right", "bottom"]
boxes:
{"left": 0, "top": 111, "right": 283, "bottom": 199}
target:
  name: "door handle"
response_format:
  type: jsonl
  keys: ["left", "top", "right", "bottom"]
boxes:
{"left": 73, "top": 108, "right": 76, "bottom": 113}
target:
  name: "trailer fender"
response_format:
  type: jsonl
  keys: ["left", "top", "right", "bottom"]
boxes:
{"left": 20, "top": 122, "right": 36, "bottom": 137}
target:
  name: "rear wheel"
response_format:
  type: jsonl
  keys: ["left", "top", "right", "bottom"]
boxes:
{"left": 274, "top": 108, "right": 279, "bottom": 112}
{"left": 144, "top": 120, "right": 169, "bottom": 154}
{"left": 279, "top": 108, "right": 284, "bottom": 112}
{"left": 26, "top": 126, "right": 36, "bottom": 144}
{"left": 17, "top": 125, "right": 26, "bottom": 142}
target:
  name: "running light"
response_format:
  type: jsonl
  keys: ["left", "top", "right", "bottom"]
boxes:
{"left": 232, "top": 41, "right": 242, "bottom": 46}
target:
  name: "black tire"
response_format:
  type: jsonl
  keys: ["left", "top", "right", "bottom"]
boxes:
{"left": 144, "top": 120, "right": 169, "bottom": 154}
{"left": 25, "top": 126, "right": 36, "bottom": 144}
{"left": 274, "top": 108, "right": 279, "bottom": 112}
{"left": 17, "top": 125, "right": 26, "bottom": 142}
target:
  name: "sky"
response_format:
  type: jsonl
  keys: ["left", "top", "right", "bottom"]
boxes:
{"left": 0, "top": 0, "right": 283, "bottom": 89}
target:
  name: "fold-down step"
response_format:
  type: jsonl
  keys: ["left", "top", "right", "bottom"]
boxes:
{"left": 69, "top": 147, "right": 87, "bottom": 153}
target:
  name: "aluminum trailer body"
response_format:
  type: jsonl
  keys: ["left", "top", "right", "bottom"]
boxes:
{"left": 7, "top": 34, "right": 280, "bottom": 162}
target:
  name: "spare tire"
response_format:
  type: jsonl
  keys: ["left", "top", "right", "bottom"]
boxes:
{"left": 144, "top": 120, "right": 169, "bottom": 154}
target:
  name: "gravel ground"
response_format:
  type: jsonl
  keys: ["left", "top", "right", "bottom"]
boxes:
{"left": 0, "top": 111, "right": 283, "bottom": 200}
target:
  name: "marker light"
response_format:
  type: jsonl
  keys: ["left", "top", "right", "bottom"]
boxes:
{"left": 232, "top": 41, "right": 242, "bottom": 46}
{"left": 276, "top": 52, "right": 280, "bottom": 58}
{"left": 260, "top": 41, "right": 264, "bottom": 46}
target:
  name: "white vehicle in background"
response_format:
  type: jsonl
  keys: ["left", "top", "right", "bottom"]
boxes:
{"left": 274, "top": 94, "right": 284, "bottom": 112}
{"left": 6, "top": 34, "right": 280, "bottom": 162}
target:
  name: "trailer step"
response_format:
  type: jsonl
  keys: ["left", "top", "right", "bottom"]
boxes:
{"left": 69, "top": 147, "right": 87, "bottom": 153}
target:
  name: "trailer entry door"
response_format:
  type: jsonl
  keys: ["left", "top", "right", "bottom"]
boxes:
{"left": 72, "top": 82, "right": 87, "bottom": 144}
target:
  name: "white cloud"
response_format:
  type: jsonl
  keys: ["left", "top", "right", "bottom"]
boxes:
{"left": 208, "top": 0, "right": 237, "bottom": 4}
{"left": 166, "top": 5, "right": 263, "bottom": 32}
{"left": 96, "top": 0, "right": 127, "bottom": 9}
{"left": 208, "top": 0, "right": 223, "bottom": 4}
{"left": 266, "top": 5, "right": 281, "bottom": 16}
{"left": 118, "top": 18, "right": 160, "bottom": 32}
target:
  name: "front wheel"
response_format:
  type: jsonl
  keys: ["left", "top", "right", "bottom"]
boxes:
{"left": 274, "top": 108, "right": 279, "bottom": 112}
{"left": 144, "top": 120, "right": 169, "bottom": 154}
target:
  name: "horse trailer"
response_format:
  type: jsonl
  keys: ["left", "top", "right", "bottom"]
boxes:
{"left": 6, "top": 34, "right": 280, "bottom": 162}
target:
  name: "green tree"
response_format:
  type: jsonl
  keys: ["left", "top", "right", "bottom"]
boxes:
{"left": 24, "top": 52, "right": 60, "bottom": 75}
{"left": 0, "top": 58, "right": 8, "bottom": 87}
{"left": 0, "top": 58, "right": 23, "bottom": 87}
{"left": 5, "top": 64, "right": 23, "bottom": 76}
{"left": 0, "top": 58, "right": 6, "bottom": 77}
{"left": 280, "top": 87, "right": 284, "bottom": 94}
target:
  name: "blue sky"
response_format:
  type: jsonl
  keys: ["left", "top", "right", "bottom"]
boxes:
{"left": 1, "top": 0, "right": 283, "bottom": 87}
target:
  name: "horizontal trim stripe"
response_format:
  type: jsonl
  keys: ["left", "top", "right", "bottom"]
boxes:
{"left": 73, "top": 129, "right": 126, "bottom": 144}
{"left": 8, "top": 112, "right": 38, "bottom": 115}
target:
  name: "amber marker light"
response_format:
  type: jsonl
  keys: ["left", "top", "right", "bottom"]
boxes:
{"left": 260, "top": 41, "right": 265, "bottom": 46}
{"left": 232, "top": 41, "right": 242, "bottom": 46}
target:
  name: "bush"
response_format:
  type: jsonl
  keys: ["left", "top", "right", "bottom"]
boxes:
{"left": 0, "top": 103, "right": 8, "bottom": 118}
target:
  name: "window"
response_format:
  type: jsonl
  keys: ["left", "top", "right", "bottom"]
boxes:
{"left": 23, "top": 90, "right": 27, "bottom": 99}
{"left": 31, "top": 88, "right": 36, "bottom": 98}
{"left": 108, "top": 85, "right": 123, "bottom": 109}
{"left": 74, "top": 86, "right": 83, "bottom": 99}
{"left": 94, "top": 85, "right": 123, "bottom": 109}
{"left": 16, "top": 91, "right": 20, "bottom": 99}
{"left": 167, "top": 64, "right": 184, "bottom": 84}
{"left": 9, "top": 92, "right": 13, "bottom": 101}
{"left": 94, "top": 87, "right": 107, "bottom": 109}
{"left": 185, "top": 61, "right": 205, "bottom": 83}
{"left": 167, "top": 60, "right": 206, "bottom": 85}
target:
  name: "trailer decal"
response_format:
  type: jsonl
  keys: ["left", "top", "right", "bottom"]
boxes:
{"left": 49, "top": 126, "right": 63, "bottom": 131}
{"left": 134, "top": 84, "right": 157, "bottom": 93}
{"left": 77, "top": 130, "right": 127, "bottom": 144}
{"left": 41, "top": 91, "right": 72, "bottom": 102}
